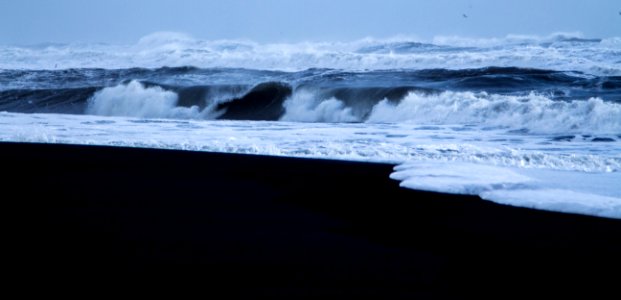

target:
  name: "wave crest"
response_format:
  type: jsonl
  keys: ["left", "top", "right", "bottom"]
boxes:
{"left": 82, "top": 80, "right": 621, "bottom": 135}
{"left": 367, "top": 91, "right": 621, "bottom": 134}
{"left": 86, "top": 81, "right": 201, "bottom": 119}
{"left": 281, "top": 91, "right": 358, "bottom": 123}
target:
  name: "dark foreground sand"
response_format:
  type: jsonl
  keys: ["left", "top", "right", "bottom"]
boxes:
{"left": 3, "top": 142, "right": 620, "bottom": 297}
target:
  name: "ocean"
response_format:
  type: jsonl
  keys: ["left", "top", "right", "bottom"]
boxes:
{"left": 1, "top": 32, "right": 620, "bottom": 219}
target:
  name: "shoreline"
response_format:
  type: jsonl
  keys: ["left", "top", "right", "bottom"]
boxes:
{"left": 4, "top": 141, "right": 620, "bottom": 296}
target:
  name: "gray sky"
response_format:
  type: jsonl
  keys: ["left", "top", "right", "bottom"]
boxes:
{"left": 0, "top": 0, "right": 619, "bottom": 44}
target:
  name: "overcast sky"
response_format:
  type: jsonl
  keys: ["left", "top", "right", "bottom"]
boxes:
{"left": 0, "top": 0, "right": 619, "bottom": 44}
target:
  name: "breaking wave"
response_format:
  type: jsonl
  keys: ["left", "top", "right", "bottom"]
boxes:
{"left": 366, "top": 92, "right": 621, "bottom": 134}
{"left": 79, "top": 81, "right": 621, "bottom": 135}
{"left": 86, "top": 81, "right": 202, "bottom": 119}
{"left": 0, "top": 66, "right": 619, "bottom": 135}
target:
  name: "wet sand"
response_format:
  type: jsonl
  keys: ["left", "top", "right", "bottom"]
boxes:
{"left": 3, "top": 142, "right": 620, "bottom": 297}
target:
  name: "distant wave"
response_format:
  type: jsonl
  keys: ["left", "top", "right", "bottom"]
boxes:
{"left": 1, "top": 32, "right": 619, "bottom": 74}
{"left": 2, "top": 66, "right": 619, "bottom": 96}
{"left": 431, "top": 32, "right": 606, "bottom": 47}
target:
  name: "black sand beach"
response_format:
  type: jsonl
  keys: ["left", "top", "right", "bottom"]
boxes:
{"left": 3, "top": 142, "right": 620, "bottom": 297}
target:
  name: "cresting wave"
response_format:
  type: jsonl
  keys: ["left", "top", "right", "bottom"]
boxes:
{"left": 63, "top": 79, "right": 621, "bottom": 135}
{"left": 367, "top": 92, "right": 621, "bottom": 134}
{"left": 0, "top": 68, "right": 620, "bottom": 135}
{"left": 1, "top": 32, "right": 620, "bottom": 74}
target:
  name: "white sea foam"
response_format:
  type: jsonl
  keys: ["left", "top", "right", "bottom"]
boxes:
{"left": 1, "top": 32, "right": 619, "bottom": 74}
{"left": 391, "top": 162, "right": 532, "bottom": 195}
{"left": 280, "top": 91, "right": 358, "bottom": 123}
{"left": 366, "top": 91, "right": 621, "bottom": 134}
{"left": 86, "top": 80, "right": 202, "bottom": 119}
{"left": 392, "top": 162, "right": 621, "bottom": 219}
{"left": 276, "top": 90, "right": 621, "bottom": 134}
{"left": 2, "top": 112, "right": 619, "bottom": 172}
